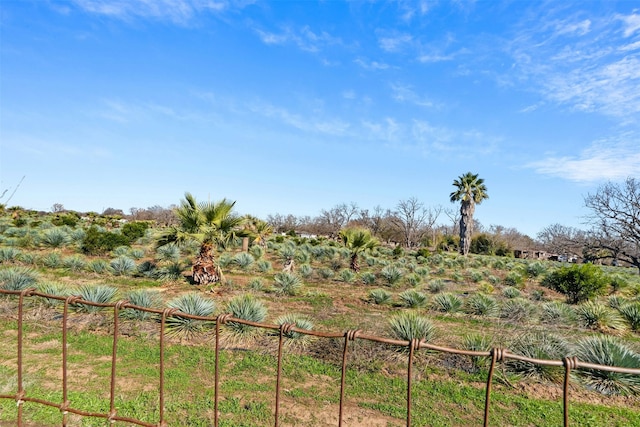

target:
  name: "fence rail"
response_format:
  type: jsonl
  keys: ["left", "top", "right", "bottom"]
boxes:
{"left": 1, "top": 288, "right": 639, "bottom": 426}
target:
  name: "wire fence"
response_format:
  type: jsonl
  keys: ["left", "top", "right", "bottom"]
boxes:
{"left": 1, "top": 288, "right": 639, "bottom": 427}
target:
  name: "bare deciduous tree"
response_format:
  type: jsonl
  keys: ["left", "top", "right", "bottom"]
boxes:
{"left": 390, "top": 197, "right": 441, "bottom": 248}
{"left": 584, "top": 178, "right": 640, "bottom": 272}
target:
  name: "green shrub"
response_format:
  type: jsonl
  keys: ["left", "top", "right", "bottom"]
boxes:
{"left": 576, "top": 301, "right": 627, "bottom": 331}
{"left": 503, "top": 271, "right": 524, "bottom": 288}
{"left": 74, "top": 285, "right": 117, "bottom": 313}
{"left": 462, "top": 333, "right": 493, "bottom": 371}
{"left": 499, "top": 298, "right": 537, "bottom": 322}
{"left": 380, "top": 265, "right": 403, "bottom": 286}
{"left": 275, "top": 313, "right": 313, "bottom": 347}
{"left": 110, "top": 256, "right": 137, "bottom": 276}
{"left": 428, "top": 279, "right": 446, "bottom": 293}
{"left": 0, "top": 247, "right": 21, "bottom": 263}
{"left": 502, "top": 286, "right": 521, "bottom": 299}
{"left": 121, "top": 290, "right": 162, "bottom": 320}
{"left": 233, "top": 252, "right": 255, "bottom": 271}
{"left": 121, "top": 221, "right": 150, "bottom": 243}
{"left": 81, "top": 226, "right": 129, "bottom": 255}
{"left": 256, "top": 260, "right": 272, "bottom": 273}
{"left": 361, "top": 272, "right": 376, "bottom": 285}
{"left": 540, "top": 301, "right": 576, "bottom": 324}
{"left": 87, "top": 259, "right": 110, "bottom": 274}
{"left": 298, "top": 263, "right": 313, "bottom": 278}
{"left": 63, "top": 255, "right": 87, "bottom": 272}
{"left": 542, "top": 264, "right": 608, "bottom": 304}
{"left": 225, "top": 294, "right": 267, "bottom": 339}
{"left": 39, "top": 228, "right": 71, "bottom": 248}
{"left": 248, "top": 278, "right": 264, "bottom": 291}
{"left": 618, "top": 302, "right": 640, "bottom": 331}
{"left": 0, "top": 267, "right": 38, "bottom": 291}
{"left": 506, "top": 332, "right": 571, "bottom": 383}
{"left": 339, "top": 269, "right": 356, "bottom": 283}
{"left": 466, "top": 294, "right": 499, "bottom": 317}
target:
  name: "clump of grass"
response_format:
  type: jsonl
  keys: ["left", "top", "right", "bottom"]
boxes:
{"left": 431, "top": 292, "right": 462, "bottom": 313}
{"left": 507, "top": 332, "right": 571, "bottom": 383}
{"left": 166, "top": 293, "right": 216, "bottom": 338}
{"left": 256, "top": 259, "right": 272, "bottom": 273}
{"left": 405, "top": 274, "right": 421, "bottom": 287}
{"left": 339, "top": 269, "right": 356, "bottom": 283}
{"left": 608, "top": 294, "right": 627, "bottom": 310}
{"left": 39, "top": 228, "right": 70, "bottom": 248}
{"left": 368, "top": 289, "right": 392, "bottom": 305}
{"left": 156, "top": 243, "right": 181, "bottom": 262}
{"left": 37, "top": 282, "right": 71, "bottom": 307}
{"left": 41, "top": 252, "right": 62, "bottom": 268}
{"left": 399, "top": 289, "right": 428, "bottom": 308}
{"left": 248, "top": 278, "right": 264, "bottom": 291}
{"left": 155, "top": 262, "right": 185, "bottom": 281}
{"left": 388, "top": 311, "right": 435, "bottom": 344}
{"left": 63, "top": 255, "right": 87, "bottom": 272}
{"left": 361, "top": 272, "right": 376, "bottom": 285}
{"left": 499, "top": 298, "right": 537, "bottom": 323}
{"left": 224, "top": 294, "right": 267, "bottom": 340}
{"left": 462, "top": 333, "right": 493, "bottom": 371}
{"left": 502, "top": 286, "right": 521, "bottom": 299}
{"left": 0, "top": 247, "right": 21, "bottom": 263}
{"left": 273, "top": 272, "right": 303, "bottom": 296}
{"left": 87, "top": 259, "right": 110, "bottom": 274}
{"left": 466, "top": 293, "right": 499, "bottom": 317}
{"left": 74, "top": 285, "right": 118, "bottom": 313}
{"left": 428, "top": 279, "right": 446, "bottom": 293}
{"left": 574, "top": 335, "right": 640, "bottom": 396}
{"left": 298, "top": 263, "right": 313, "bottom": 278}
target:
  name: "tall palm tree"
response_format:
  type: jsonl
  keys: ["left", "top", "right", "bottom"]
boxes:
{"left": 339, "top": 227, "right": 379, "bottom": 272}
{"left": 157, "top": 192, "right": 246, "bottom": 285}
{"left": 450, "top": 172, "right": 489, "bottom": 256}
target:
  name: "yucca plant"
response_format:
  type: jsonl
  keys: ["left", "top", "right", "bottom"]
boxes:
{"left": 608, "top": 294, "right": 627, "bottom": 310}
{"left": 298, "top": 263, "right": 313, "bottom": 278}
{"left": 469, "top": 270, "right": 484, "bottom": 283}
{"left": 502, "top": 286, "right": 521, "bottom": 299}
{"left": 0, "top": 247, "right": 21, "bottom": 263}
{"left": 273, "top": 272, "right": 303, "bottom": 296}
{"left": 339, "top": 269, "right": 356, "bottom": 283}
{"left": 618, "top": 302, "right": 640, "bottom": 331}
{"left": 574, "top": 335, "right": 640, "bottom": 395}
{"left": 0, "top": 266, "right": 39, "bottom": 291}
{"left": 249, "top": 245, "right": 264, "bottom": 260}
{"left": 69, "top": 228, "right": 86, "bottom": 244}
{"left": 368, "top": 288, "right": 392, "bottom": 305}
{"left": 540, "top": 301, "right": 576, "bottom": 324}
{"left": 256, "top": 259, "right": 272, "bottom": 273}
{"left": 41, "top": 252, "right": 62, "bottom": 268}
{"left": 388, "top": 311, "right": 435, "bottom": 344}
{"left": 380, "top": 265, "right": 404, "bottom": 286}
{"left": 110, "top": 256, "right": 137, "bottom": 276}
{"left": 39, "top": 228, "right": 71, "bottom": 248}
{"left": 156, "top": 243, "right": 181, "bottom": 262}
{"left": 525, "top": 261, "right": 547, "bottom": 278}
{"left": 405, "top": 274, "right": 421, "bottom": 287}
{"left": 431, "top": 292, "right": 463, "bottom": 313}
{"left": 462, "top": 333, "right": 493, "bottom": 371}
{"left": 399, "top": 289, "right": 428, "bottom": 308}
{"left": 576, "top": 301, "right": 627, "bottom": 332}
{"left": 224, "top": 294, "right": 267, "bottom": 340}
{"left": 499, "top": 298, "right": 537, "bottom": 323}
{"left": 112, "top": 246, "right": 131, "bottom": 257}
{"left": 415, "top": 267, "right": 429, "bottom": 277}
{"left": 317, "top": 268, "right": 334, "bottom": 279}
{"left": 63, "top": 255, "right": 87, "bottom": 272}
{"left": 248, "top": 278, "right": 264, "bottom": 291}
{"left": 37, "top": 282, "right": 71, "bottom": 308}
{"left": 507, "top": 332, "right": 571, "bottom": 383}
{"left": 466, "top": 293, "right": 499, "bottom": 317}
{"left": 428, "top": 279, "right": 446, "bottom": 293}
{"left": 120, "top": 289, "right": 162, "bottom": 320}
{"left": 361, "top": 272, "right": 376, "bottom": 285}
{"left": 233, "top": 252, "right": 255, "bottom": 271}
{"left": 87, "top": 259, "right": 110, "bottom": 274}
{"left": 275, "top": 313, "right": 314, "bottom": 348}
{"left": 154, "top": 262, "right": 185, "bottom": 281}
{"left": 129, "top": 248, "right": 145, "bottom": 260}
{"left": 166, "top": 293, "right": 216, "bottom": 338}
{"left": 73, "top": 285, "right": 117, "bottom": 313}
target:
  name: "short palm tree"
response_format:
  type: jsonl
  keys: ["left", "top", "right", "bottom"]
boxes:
{"left": 243, "top": 215, "right": 273, "bottom": 248}
{"left": 157, "top": 192, "right": 246, "bottom": 285}
{"left": 339, "top": 227, "right": 379, "bottom": 272}
{"left": 450, "top": 172, "right": 488, "bottom": 255}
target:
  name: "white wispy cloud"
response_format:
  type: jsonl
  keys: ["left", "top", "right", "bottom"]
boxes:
{"left": 69, "top": 0, "right": 227, "bottom": 24}
{"left": 506, "top": 9, "right": 640, "bottom": 119}
{"left": 255, "top": 25, "right": 343, "bottom": 53}
{"left": 354, "top": 58, "right": 390, "bottom": 70}
{"left": 247, "top": 101, "right": 351, "bottom": 136}
{"left": 390, "top": 83, "right": 437, "bottom": 108}
{"left": 378, "top": 33, "right": 413, "bottom": 52}
{"left": 526, "top": 134, "right": 640, "bottom": 182}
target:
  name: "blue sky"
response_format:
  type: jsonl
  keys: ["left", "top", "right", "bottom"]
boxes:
{"left": 1, "top": 1, "right": 639, "bottom": 237}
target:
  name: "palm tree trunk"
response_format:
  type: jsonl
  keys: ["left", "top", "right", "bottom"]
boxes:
{"left": 192, "top": 241, "right": 222, "bottom": 285}
{"left": 459, "top": 201, "right": 475, "bottom": 255}
{"left": 350, "top": 253, "right": 360, "bottom": 273}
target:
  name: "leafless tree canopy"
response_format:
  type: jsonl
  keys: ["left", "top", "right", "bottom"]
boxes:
{"left": 584, "top": 177, "right": 640, "bottom": 272}
{"left": 536, "top": 223, "right": 587, "bottom": 256}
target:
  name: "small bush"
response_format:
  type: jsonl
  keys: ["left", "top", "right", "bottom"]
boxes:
{"left": 0, "top": 247, "right": 21, "bottom": 263}
{"left": 576, "top": 301, "right": 627, "bottom": 332}
{"left": 361, "top": 272, "right": 376, "bottom": 285}
{"left": 502, "top": 286, "right": 521, "bottom": 299}
{"left": 0, "top": 267, "right": 39, "bottom": 291}
{"left": 248, "top": 278, "right": 264, "bottom": 291}
{"left": 110, "top": 256, "right": 137, "bottom": 276}
{"left": 542, "top": 264, "right": 608, "bottom": 304}
{"left": 507, "top": 332, "right": 571, "bottom": 383}
{"left": 87, "top": 259, "right": 110, "bottom": 274}
{"left": 462, "top": 333, "right": 493, "bottom": 371}
{"left": 121, "top": 290, "right": 162, "bottom": 320}
{"left": 225, "top": 294, "right": 267, "bottom": 339}
{"left": 166, "top": 293, "right": 216, "bottom": 337}
{"left": 121, "top": 221, "right": 150, "bottom": 243}
{"left": 618, "top": 302, "right": 640, "bottom": 331}
{"left": 81, "top": 227, "right": 130, "bottom": 255}
{"left": 540, "top": 301, "right": 576, "bottom": 324}
{"left": 339, "top": 269, "right": 356, "bottom": 283}
{"left": 499, "top": 298, "right": 536, "bottom": 322}
{"left": 256, "top": 260, "right": 272, "bottom": 273}
{"left": 63, "top": 255, "right": 87, "bottom": 272}
{"left": 298, "top": 264, "right": 313, "bottom": 278}
{"left": 428, "top": 279, "right": 446, "bottom": 293}
{"left": 380, "top": 265, "right": 403, "bottom": 286}
{"left": 74, "top": 285, "right": 117, "bottom": 313}
{"left": 405, "top": 274, "right": 421, "bottom": 287}
{"left": 275, "top": 313, "right": 314, "bottom": 348}
{"left": 317, "top": 268, "right": 334, "bottom": 279}
{"left": 41, "top": 252, "right": 62, "bottom": 268}
{"left": 39, "top": 228, "right": 71, "bottom": 248}
{"left": 233, "top": 252, "right": 255, "bottom": 271}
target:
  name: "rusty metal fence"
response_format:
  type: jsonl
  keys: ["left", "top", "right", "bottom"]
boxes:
{"left": 1, "top": 288, "right": 639, "bottom": 426}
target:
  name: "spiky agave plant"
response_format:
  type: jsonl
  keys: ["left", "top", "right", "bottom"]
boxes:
{"left": 37, "top": 282, "right": 72, "bottom": 308}
{"left": 156, "top": 243, "right": 181, "bottom": 262}
{"left": 368, "top": 288, "right": 392, "bottom": 305}
{"left": 0, "top": 266, "right": 38, "bottom": 291}
{"left": 110, "top": 256, "right": 137, "bottom": 276}
{"left": 388, "top": 311, "right": 435, "bottom": 344}
{"left": 232, "top": 252, "right": 255, "bottom": 271}
{"left": 273, "top": 272, "right": 302, "bottom": 296}
{"left": 275, "top": 313, "right": 314, "bottom": 349}
{"left": 224, "top": 294, "right": 267, "bottom": 341}
{"left": 618, "top": 302, "right": 640, "bottom": 331}
{"left": 380, "top": 265, "right": 404, "bottom": 286}
{"left": 166, "top": 293, "right": 216, "bottom": 338}
{"left": 121, "top": 289, "right": 163, "bottom": 320}
{"left": 540, "top": 301, "right": 576, "bottom": 324}
{"left": 465, "top": 293, "right": 499, "bottom": 317}
{"left": 576, "top": 301, "right": 627, "bottom": 332}
{"left": 574, "top": 335, "right": 640, "bottom": 396}
{"left": 507, "top": 332, "right": 571, "bottom": 383}
{"left": 462, "top": 333, "right": 493, "bottom": 371}
{"left": 74, "top": 285, "right": 117, "bottom": 313}
{"left": 431, "top": 292, "right": 463, "bottom": 313}
{"left": 399, "top": 289, "right": 428, "bottom": 308}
